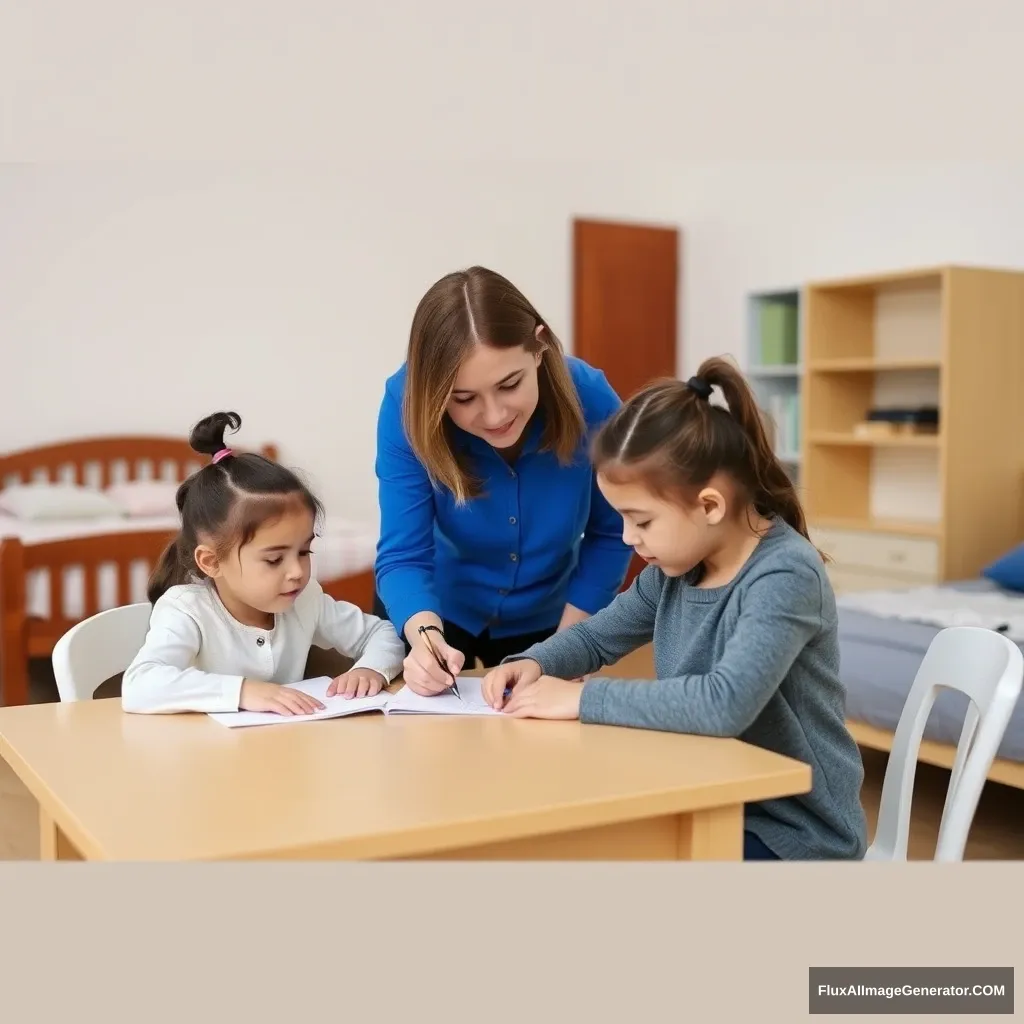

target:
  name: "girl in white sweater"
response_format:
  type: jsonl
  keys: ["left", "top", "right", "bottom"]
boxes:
{"left": 121, "top": 411, "right": 405, "bottom": 715}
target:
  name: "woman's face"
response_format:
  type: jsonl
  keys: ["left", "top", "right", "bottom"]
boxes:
{"left": 446, "top": 340, "right": 544, "bottom": 449}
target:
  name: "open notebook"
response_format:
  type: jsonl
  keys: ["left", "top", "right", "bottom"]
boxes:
{"left": 208, "top": 675, "right": 502, "bottom": 728}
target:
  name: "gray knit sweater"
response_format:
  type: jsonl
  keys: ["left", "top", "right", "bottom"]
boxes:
{"left": 511, "top": 519, "right": 867, "bottom": 860}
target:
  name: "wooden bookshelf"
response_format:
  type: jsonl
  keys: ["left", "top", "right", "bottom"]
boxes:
{"left": 800, "top": 264, "right": 1024, "bottom": 592}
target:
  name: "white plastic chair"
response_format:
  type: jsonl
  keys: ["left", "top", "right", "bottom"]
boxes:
{"left": 51, "top": 603, "right": 153, "bottom": 701}
{"left": 864, "top": 626, "right": 1024, "bottom": 862}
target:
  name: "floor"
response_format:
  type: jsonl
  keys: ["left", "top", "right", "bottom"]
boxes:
{"left": 3, "top": 648, "right": 1024, "bottom": 861}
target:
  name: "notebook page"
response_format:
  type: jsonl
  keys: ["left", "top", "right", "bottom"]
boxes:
{"left": 384, "top": 676, "right": 502, "bottom": 716}
{"left": 208, "top": 676, "right": 390, "bottom": 728}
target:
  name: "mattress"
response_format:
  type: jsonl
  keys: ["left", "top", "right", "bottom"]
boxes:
{"left": 838, "top": 579, "right": 1024, "bottom": 763}
{"left": 0, "top": 513, "right": 377, "bottom": 621}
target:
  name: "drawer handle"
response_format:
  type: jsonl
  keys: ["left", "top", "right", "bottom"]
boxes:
{"left": 889, "top": 552, "right": 906, "bottom": 564}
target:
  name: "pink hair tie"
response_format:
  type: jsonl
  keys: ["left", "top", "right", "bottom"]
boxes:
{"left": 212, "top": 448, "right": 234, "bottom": 464}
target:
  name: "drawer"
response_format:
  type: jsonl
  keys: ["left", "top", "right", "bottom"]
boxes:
{"left": 826, "top": 565, "right": 932, "bottom": 595}
{"left": 811, "top": 526, "right": 939, "bottom": 581}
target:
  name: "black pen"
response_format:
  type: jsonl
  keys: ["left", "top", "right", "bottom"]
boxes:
{"left": 418, "top": 625, "right": 461, "bottom": 700}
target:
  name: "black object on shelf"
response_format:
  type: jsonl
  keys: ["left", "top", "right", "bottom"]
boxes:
{"left": 865, "top": 406, "right": 940, "bottom": 427}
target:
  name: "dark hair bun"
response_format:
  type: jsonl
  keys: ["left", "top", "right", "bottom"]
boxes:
{"left": 189, "top": 411, "right": 241, "bottom": 457}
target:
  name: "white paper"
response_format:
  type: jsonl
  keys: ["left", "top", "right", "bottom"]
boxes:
{"left": 208, "top": 676, "right": 390, "bottom": 728}
{"left": 384, "top": 677, "right": 501, "bottom": 716}
{"left": 207, "top": 675, "right": 501, "bottom": 728}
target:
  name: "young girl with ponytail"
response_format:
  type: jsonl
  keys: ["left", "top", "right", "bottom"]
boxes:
{"left": 121, "top": 412, "right": 405, "bottom": 716}
{"left": 481, "top": 357, "right": 867, "bottom": 861}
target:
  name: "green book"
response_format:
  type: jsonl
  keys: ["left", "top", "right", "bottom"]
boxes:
{"left": 759, "top": 302, "right": 798, "bottom": 364}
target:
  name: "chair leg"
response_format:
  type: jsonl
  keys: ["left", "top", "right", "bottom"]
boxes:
{"left": 934, "top": 717, "right": 1009, "bottom": 861}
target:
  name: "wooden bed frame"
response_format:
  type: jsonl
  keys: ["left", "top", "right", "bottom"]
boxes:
{"left": 0, "top": 435, "right": 374, "bottom": 706}
{"left": 847, "top": 720, "right": 1024, "bottom": 792}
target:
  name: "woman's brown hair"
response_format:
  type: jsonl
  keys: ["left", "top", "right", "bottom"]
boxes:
{"left": 592, "top": 355, "right": 816, "bottom": 546}
{"left": 402, "top": 265, "right": 586, "bottom": 503}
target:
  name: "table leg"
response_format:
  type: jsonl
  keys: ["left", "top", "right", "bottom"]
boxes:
{"left": 676, "top": 803, "right": 743, "bottom": 860}
{"left": 39, "top": 808, "right": 83, "bottom": 861}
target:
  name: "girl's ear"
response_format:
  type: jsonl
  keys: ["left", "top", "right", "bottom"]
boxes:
{"left": 194, "top": 543, "right": 222, "bottom": 579}
{"left": 697, "top": 486, "right": 727, "bottom": 526}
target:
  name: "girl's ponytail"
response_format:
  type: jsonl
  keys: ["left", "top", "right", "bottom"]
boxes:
{"left": 694, "top": 356, "right": 811, "bottom": 542}
{"left": 146, "top": 471, "right": 199, "bottom": 604}
{"left": 147, "top": 534, "right": 190, "bottom": 604}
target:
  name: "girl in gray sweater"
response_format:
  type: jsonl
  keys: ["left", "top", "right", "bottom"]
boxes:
{"left": 482, "top": 356, "right": 867, "bottom": 860}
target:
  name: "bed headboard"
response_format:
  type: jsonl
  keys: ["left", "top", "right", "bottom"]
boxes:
{"left": 0, "top": 436, "right": 279, "bottom": 490}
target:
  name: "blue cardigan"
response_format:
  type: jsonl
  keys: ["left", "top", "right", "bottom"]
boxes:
{"left": 374, "top": 356, "right": 634, "bottom": 639}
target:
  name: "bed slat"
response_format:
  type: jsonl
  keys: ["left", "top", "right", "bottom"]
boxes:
{"left": 84, "top": 561, "right": 99, "bottom": 619}
{"left": 117, "top": 561, "right": 132, "bottom": 606}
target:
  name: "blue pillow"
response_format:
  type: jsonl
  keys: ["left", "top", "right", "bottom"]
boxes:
{"left": 982, "top": 542, "right": 1024, "bottom": 592}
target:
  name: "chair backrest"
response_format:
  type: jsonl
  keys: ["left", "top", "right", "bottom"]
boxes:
{"left": 51, "top": 603, "right": 153, "bottom": 701}
{"left": 865, "top": 626, "right": 1024, "bottom": 862}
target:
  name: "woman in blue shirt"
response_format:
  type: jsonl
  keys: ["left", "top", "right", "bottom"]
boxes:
{"left": 374, "top": 265, "right": 634, "bottom": 696}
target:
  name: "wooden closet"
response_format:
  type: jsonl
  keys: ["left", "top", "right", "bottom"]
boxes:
{"left": 571, "top": 217, "right": 680, "bottom": 588}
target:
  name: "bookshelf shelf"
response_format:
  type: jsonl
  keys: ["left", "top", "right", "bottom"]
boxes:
{"left": 749, "top": 363, "right": 802, "bottom": 377}
{"left": 809, "top": 357, "right": 942, "bottom": 373}
{"left": 810, "top": 515, "right": 943, "bottom": 539}
{"left": 808, "top": 432, "right": 941, "bottom": 449}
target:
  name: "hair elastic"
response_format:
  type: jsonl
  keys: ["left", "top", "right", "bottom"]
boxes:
{"left": 212, "top": 448, "right": 234, "bottom": 464}
{"left": 686, "top": 376, "right": 713, "bottom": 400}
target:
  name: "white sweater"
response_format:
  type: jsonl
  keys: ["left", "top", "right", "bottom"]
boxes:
{"left": 121, "top": 579, "right": 406, "bottom": 714}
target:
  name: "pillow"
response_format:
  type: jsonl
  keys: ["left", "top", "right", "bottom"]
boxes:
{"left": 982, "top": 542, "right": 1024, "bottom": 593}
{"left": 0, "top": 483, "right": 126, "bottom": 521}
{"left": 105, "top": 480, "right": 180, "bottom": 518}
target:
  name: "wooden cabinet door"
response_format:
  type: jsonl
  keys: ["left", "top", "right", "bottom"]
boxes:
{"left": 572, "top": 218, "right": 680, "bottom": 589}
{"left": 572, "top": 218, "right": 679, "bottom": 401}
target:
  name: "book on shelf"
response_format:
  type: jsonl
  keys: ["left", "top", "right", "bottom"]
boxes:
{"left": 758, "top": 300, "right": 799, "bottom": 365}
{"left": 767, "top": 391, "right": 801, "bottom": 458}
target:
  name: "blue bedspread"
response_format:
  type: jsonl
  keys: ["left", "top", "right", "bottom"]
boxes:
{"left": 838, "top": 580, "right": 1024, "bottom": 763}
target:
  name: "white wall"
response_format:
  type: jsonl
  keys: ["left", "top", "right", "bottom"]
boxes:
{"left": 0, "top": 162, "right": 677, "bottom": 523}
{"left": 675, "top": 161, "right": 1024, "bottom": 375}
{"left": 4, "top": 161, "right": 1024, "bottom": 524}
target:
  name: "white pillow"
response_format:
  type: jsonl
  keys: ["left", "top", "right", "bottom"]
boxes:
{"left": 0, "top": 483, "right": 127, "bottom": 521}
{"left": 105, "top": 480, "right": 180, "bottom": 518}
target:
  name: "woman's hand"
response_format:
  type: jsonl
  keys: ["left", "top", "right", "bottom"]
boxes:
{"left": 327, "top": 668, "right": 387, "bottom": 699}
{"left": 238, "top": 680, "right": 326, "bottom": 716}
{"left": 500, "top": 675, "right": 584, "bottom": 720}
{"left": 403, "top": 632, "right": 466, "bottom": 696}
{"left": 481, "top": 658, "right": 542, "bottom": 710}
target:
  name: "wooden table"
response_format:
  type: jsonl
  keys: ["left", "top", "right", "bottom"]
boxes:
{"left": 0, "top": 689, "right": 811, "bottom": 861}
